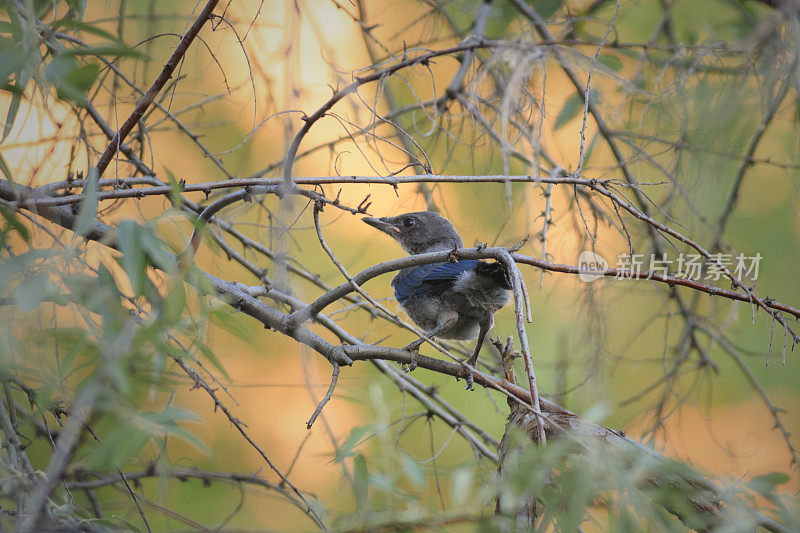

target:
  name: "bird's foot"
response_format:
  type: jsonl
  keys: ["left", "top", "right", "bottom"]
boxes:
{"left": 448, "top": 245, "right": 459, "bottom": 263}
{"left": 400, "top": 341, "right": 421, "bottom": 372}
{"left": 462, "top": 369, "right": 474, "bottom": 390}
{"left": 400, "top": 361, "right": 417, "bottom": 373}
{"left": 399, "top": 357, "right": 418, "bottom": 373}
{"left": 460, "top": 359, "right": 477, "bottom": 390}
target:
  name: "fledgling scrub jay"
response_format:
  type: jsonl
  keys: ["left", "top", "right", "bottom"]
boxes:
{"left": 363, "top": 212, "right": 511, "bottom": 386}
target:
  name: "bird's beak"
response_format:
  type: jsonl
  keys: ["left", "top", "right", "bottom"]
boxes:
{"left": 362, "top": 216, "right": 400, "bottom": 235}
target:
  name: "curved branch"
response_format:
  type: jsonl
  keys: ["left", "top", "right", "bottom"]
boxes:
{"left": 281, "top": 38, "right": 516, "bottom": 186}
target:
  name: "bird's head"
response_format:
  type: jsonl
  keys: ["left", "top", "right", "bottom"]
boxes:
{"left": 362, "top": 211, "right": 462, "bottom": 255}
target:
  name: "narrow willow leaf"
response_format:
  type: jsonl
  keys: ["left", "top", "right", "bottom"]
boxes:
{"left": 117, "top": 220, "right": 145, "bottom": 295}
{"left": 73, "top": 168, "right": 98, "bottom": 236}
{"left": 2, "top": 70, "right": 27, "bottom": 142}
{"left": 554, "top": 93, "right": 584, "bottom": 131}
{"left": 353, "top": 453, "right": 368, "bottom": 509}
{"left": 0, "top": 152, "right": 12, "bottom": 181}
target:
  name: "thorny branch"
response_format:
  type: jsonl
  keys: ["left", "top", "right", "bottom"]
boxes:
{"left": 0, "top": 174, "right": 792, "bottom": 530}
{"left": 13, "top": 175, "right": 796, "bottom": 321}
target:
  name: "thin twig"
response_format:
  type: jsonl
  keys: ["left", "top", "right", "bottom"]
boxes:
{"left": 306, "top": 362, "right": 339, "bottom": 429}
{"left": 94, "top": 0, "right": 221, "bottom": 177}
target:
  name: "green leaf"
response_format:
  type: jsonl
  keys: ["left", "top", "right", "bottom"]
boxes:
{"left": 598, "top": 54, "right": 623, "bottom": 72}
{"left": 25, "top": 327, "right": 97, "bottom": 379}
{"left": 0, "top": 248, "right": 54, "bottom": 280}
{"left": 88, "top": 423, "right": 151, "bottom": 469}
{"left": 682, "top": 28, "right": 699, "bottom": 46}
{"left": 107, "top": 355, "right": 133, "bottom": 394}
{"left": 73, "top": 168, "right": 98, "bottom": 237}
{"left": 14, "top": 271, "right": 57, "bottom": 311}
{"left": 555, "top": 90, "right": 600, "bottom": 131}
{"left": 51, "top": 20, "right": 144, "bottom": 59}
{"left": 147, "top": 406, "right": 198, "bottom": 424}
{"left": 63, "top": 0, "right": 88, "bottom": 18}
{"left": 334, "top": 425, "right": 373, "bottom": 462}
{"left": 554, "top": 93, "right": 584, "bottom": 131}
{"left": 749, "top": 472, "right": 790, "bottom": 495}
{"left": 161, "top": 281, "right": 186, "bottom": 324}
{"left": 450, "top": 466, "right": 473, "bottom": 507}
{"left": 532, "top": 0, "right": 563, "bottom": 20}
{"left": 138, "top": 224, "right": 173, "bottom": 271}
{"left": 44, "top": 56, "right": 99, "bottom": 104}
{"left": 196, "top": 342, "right": 228, "bottom": 377}
{"left": 0, "top": 152, "right": 12, "bottom": 181}
{"left": 62, "top": 44, "right": 144, "bottom": 59}
{"left": 2, "top": 70, "right": 28, "bottom": 142}
{"left": 0, "top": 43, "right": 30, "bottom": 91}
{"left": 144, "top": 407, "right": 208, "bottom": 454}
{"left": 117, "top": 220, "right": 146, "bottom": 295}
{"left": 0, "top": 203, "right": 30, "bottom": 242}
{"left": 353, "top": 453, "right": 368, "bottom": 510}
{"left": 399, "top": 453, "right": 425, "bottom": 489}
{"left": 51, "top": 18, "right": 120, "bottom": 42}
{"left": 2, "top": 92, "right": 20, "bottom": 142}
{"left": 164, "top": 167, "right": 184, "bottom": 207}
{"left": 208, "top": 306, "right": 254, "bottom": 344}
{"left": 366, "top": 472, "right": 396, "bottom": 493}
{"left": 88, "top": 406, "right": 207, "bottom": 469}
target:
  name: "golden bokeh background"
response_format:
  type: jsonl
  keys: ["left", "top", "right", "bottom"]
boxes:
{"left": 1, "top": 0, "right": 798, "bottom": 528}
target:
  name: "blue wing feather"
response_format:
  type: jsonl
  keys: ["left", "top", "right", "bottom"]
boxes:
{"left": 392, "top": 260, "right": 479, "bottom": 304}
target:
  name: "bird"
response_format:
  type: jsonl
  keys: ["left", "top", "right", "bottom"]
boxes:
{"left": 362, "top": 211, "right": 511, "bottom": 388}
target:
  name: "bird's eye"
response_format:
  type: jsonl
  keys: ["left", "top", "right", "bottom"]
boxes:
{"left": 402, "top": 217, "right": 415, "bottom": 228}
